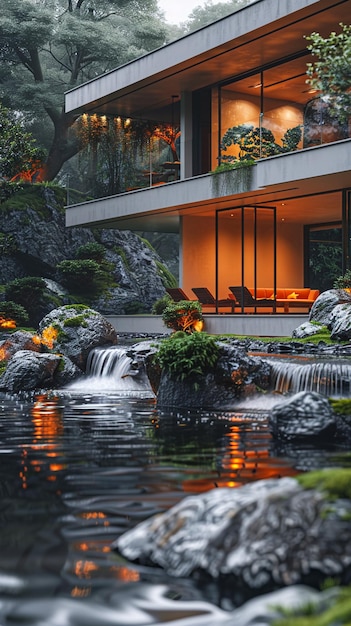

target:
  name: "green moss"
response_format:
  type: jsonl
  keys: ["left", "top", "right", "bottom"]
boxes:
{"left": 0, "top": 184, "right": 66, "bottom": 219}
{"left": 155, "top": 260, "right": 177, "bottom": 288}
{"left": 62, "top": 304, "right": 89, "bottom": 313}
{"left": 273, "top": 586, "right": 351, "bottom": 626}
{"left": 296, "top": 468, "right": 351, "bottom": 500}
{"left": 63, "top": 315, "right": 88, "bottom": 328}
{"left": 0, "top": 361, "right": 7, "bottom": 376}
{"left": 56, "top": 357, "right": 66, "bottom": 373}
{"left": 329, "top": 399, "right": 351, "bottom": 416}
{"left": 114, "top": 246, "right": 129, "bottom": 269}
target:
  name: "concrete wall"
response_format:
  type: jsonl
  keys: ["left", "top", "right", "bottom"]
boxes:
{"left": 106, "top": 314, "right": 308, "bottom": 337}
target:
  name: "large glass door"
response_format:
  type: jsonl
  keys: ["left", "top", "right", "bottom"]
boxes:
{"left": 216, "top": 205, "right": 276, "bottom": 311}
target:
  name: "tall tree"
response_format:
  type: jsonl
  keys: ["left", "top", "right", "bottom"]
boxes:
{"left": 183, "top": 0, "right": 256, "bottom": 32}
{"left": 305, "top": 23, "right": 351, "bottom": 122}
{"left": 0, "top": 0, "right": 167, "bottom": 181}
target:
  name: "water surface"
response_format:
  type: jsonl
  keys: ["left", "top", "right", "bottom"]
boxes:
{"left": 0, "top": 363, "right": 349, "bottom": 625}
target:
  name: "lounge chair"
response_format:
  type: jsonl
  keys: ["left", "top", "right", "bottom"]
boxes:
{"left": 192, "top": 287, "right": 236, "bottom": 312}
{"left": 228, "top": 286, "right": 276, "bottom": 312}
{"left": 166, "top": 287, "right": 190, "bottom": 301}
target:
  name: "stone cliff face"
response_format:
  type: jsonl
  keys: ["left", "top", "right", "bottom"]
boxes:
{"left": 0, "top": 185, "right": 173, "bottom": 315}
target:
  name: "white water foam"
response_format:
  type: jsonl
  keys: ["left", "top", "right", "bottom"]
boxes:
{"left": 67, "top": 347, "right": 155, "bottom": 396}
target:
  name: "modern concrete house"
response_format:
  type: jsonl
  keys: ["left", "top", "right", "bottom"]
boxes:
{"left": 65, "top": 0, "right": 351, "bottom": 334}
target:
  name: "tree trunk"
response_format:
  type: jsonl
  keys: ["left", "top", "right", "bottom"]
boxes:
{"left": 40, "top": 111, "right": 80, "bottom": 181}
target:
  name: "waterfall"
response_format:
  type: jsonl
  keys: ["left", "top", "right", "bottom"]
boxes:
{"left": 68, "top": 346, "right": 154, "bottom": 395}
{"left": 86, "top": 347, "right": 133, "bottom": 378}
{"left": 268, "top": 357, "right": 351, "bottom": 396}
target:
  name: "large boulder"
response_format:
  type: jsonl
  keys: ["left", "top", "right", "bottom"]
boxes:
{"left": 0, "top": 350, "right": 81, "bottom": 392}
{"left": 309, "top": 289, "right": 351, "bottom": 325}
{"left": 269, "top": 391, "right": 337, "bottom": 440}
{"left": 329, "top": 302, "right": 351, "bottom": 340}
{"left": 114, "top": 473, "right": 351, "bottom": 603}
{"left": 38, "top": 305, "right": 118, "bottom": 370}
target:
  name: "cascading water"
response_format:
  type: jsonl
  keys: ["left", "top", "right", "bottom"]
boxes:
{"left": 68, "top": 346, "right": 155, "bottom": 395}
{"left": 267, "top": 356, "right": 351, "bottom": 397}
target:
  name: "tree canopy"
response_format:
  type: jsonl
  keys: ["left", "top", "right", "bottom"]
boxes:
{"left": 183, "top": 0, "right": 256, "bottom": 32}
{"left": 306, "top": 23, "right": 351, "bottom": 122}
{"left": 0, "top": 104, "right": 44, "bottom": 181}
{"left": 0, "top": 0, "right": 167, "bottom": 181}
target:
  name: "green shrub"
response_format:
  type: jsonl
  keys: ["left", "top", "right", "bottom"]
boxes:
{"left": 333, "top": 269, "right": 351, "bottom": 289}
{"left": 76, "top": 242, "right": 106, "bottom": 263}
{"left": 152, "top": 294, "right": 171, "bottom": 314}
{"left": 0, "top": 301, "right": 29, "bottom": 326}
{"left": 155, "top": 332, "right": 219, "bottom": 385}
{"left": 162, "top": 299, "right": 204, "bottom": 333}
{"left": 57, "top": 259, "right": 105, "bottom": 294}
{"left": 5, "top": 277, "right": 46, "bottom": 313}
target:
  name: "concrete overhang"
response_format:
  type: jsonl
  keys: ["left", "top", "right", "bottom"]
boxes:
{"left": 64, "top": 0, "right": 350, "bottom": 120}
{"left": 65, "top": 139, "right": 351, "bottom": 231}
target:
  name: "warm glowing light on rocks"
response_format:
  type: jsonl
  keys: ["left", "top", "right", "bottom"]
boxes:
{"left": 0, "top": 346, "right": 9, "bottom": 360}
{"left": 0, "top": 317, "right": 16, "bottom": 329}
{"left": 32, "top": 325, "right": 58, "bottom": 350}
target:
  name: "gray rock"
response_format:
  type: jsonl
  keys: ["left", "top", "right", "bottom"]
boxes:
{"left": 329, "top": 302, "right": 351, "bottom": 340}
{"left": 269, "top": 391, "right": 337, "bottom": 439}
{"left": 38, "top": 305, "right": 118, "bottom": 370}
{"left": 223, "top": 585, "right": 340, "bottom": 626}
{"left": 309, "top": 288, "right": 351, "bottom": 325}
{"left": 0, "top": 350, "right": 61, "bottom": 392}
{"left": 114, "top": 476, "right": 351, "bottom": 594}
{"left": 0, "top": 187, "right": 170, "bottom": 315}
{"left": 0, "top": 330, "right": 40, "bottom": 360}
{"left": 292, "top": 321, "right": 324, "bottom": 339}
{"left": 156, "top": 344, "right": 271, "bottom": 408}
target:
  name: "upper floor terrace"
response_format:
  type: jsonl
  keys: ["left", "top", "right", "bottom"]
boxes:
{"left": 65, "top": 0, "right": 351, "bottom": 211}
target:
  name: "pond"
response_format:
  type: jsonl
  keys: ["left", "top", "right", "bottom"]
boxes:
{"left": 0, "top": 345, "right": 349, "bottom": 625}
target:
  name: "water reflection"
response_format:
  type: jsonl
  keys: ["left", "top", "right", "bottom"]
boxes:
{"left": 0, "top": 389, "right": 348, "bottom": 625}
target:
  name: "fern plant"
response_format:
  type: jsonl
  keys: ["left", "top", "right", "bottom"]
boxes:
{"left": 155, "top": 332, "right": 219, "bottom": 385}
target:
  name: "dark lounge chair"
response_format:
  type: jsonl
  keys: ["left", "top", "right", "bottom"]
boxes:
{"left": 228, "top": 286, "right": 276, "bottom": 312}
{"left": 192, "top": 287, "right": 236, "bottom": 312}
{"left": 166, "top": 287, "right": 190, "bottom": 301}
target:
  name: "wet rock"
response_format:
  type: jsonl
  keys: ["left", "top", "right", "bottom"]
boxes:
{"left": 0, "top": 350, "right": 62, "bottom": 392}
{"left": 38, "top": 305, "right": 118, "bottom": 370}
{"left": 156, "top": 344, "right": 271, "bottom": 408}
{"left": 309, "top": 288, "right": 351, "bottom": 325}
{"left": 269, "top": 391, "right": 337, "bottom": 440}
{"left": 0, "top": 330, "right": 40, "bottom": 360}
{"left": 114, "top": 475, "right": 351, "bottom": 599}
{"left": 329, "top": 302, "right": 351, "bottom": 340}
{"left": 227, "top": 584, "right": 340, "bottom": 626}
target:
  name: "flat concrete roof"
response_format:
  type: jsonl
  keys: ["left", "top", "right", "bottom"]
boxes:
{"left": 65, "top": 0, "right": 350, "bottom": 121}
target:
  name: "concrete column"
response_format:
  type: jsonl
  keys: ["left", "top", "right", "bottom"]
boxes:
{"left": 180, "top": 91, "right": 193, "bottom": 180}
